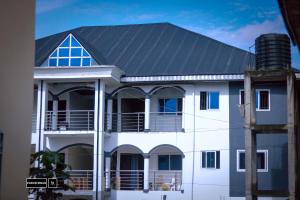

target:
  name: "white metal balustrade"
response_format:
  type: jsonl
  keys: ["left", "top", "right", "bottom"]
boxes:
{"left": 45, "top": 110, "right": 94, "bottom": 131}
{"left": 150, "top": 112, "right": 182, "bottom": 132}
{"left": 149, "top": 170, "right": 182, "bottom": 191}
{"left": 110, "top": 170, "right": 144, "bottom": 190}
{"left": 65, "top": 170, "right": 93, "bottom": 190}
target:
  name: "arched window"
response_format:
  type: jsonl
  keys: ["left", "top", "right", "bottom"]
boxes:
{"left": 48, "top": 34, "right": 92, "bottom": 67}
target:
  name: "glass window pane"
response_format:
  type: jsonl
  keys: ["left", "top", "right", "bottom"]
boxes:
{"left": 60, "top": 35, "right": 70, "bottom": 47}
{"left": 58, "top": 48, "right": 69, "bottom": 57}
{"left": 165, "top": 98, "right": 176, "bottom": 112}
{"left": 239, "top": 152, "right": 245, "bottom": 169}
{"left": 82, "top": 58, "right": 91, "bottom": 66}
{"left": 158, "top": 155, "right": 169, "bottom": 170}
{"left": 70, "top": 58, "right": 81, "bottom": 66}
{"left": 158, "top": 99, "right": 164, "bottom": 112}
{"left": 200, "top": 92, "right": 207, "bottom": 110}
{"left": 240, "top": 90, "right": 245, "bottom": 105}
{"left": 209, "top": 92, "right": 219, "bottom": 109}
{"left": 71, "top": 36, "right": 80, "bottom": 47}
{"left": 177, "top": 98, "right": 182, "bottom": 113}
{"left": 83, "top": 49, "right": 89, "bottom": 56}
{"left": 257, "top": 152, "right": 265, "bottom": 169}
{"left": 50, "top": 50, "right": 57, "bottom": 57}
{"left": 49, "top": 59, "right": 57, "bottom": 66}
{"left": 260, "top": 91, "right": 269, "bottom": 110}
{"left": 206, "top": 152, "right": 215, "bottom": 168}
{"left": 58, "top": 58, "right": 69, "bottom": 66}
{"left": 170, "top": 155, "right": 182, "bottom": 170}
{"left": 71, "top": 48, "right": 82, "bottom": 57}
{"left": 256, "top": 91, "right": 259, "bottom": 109}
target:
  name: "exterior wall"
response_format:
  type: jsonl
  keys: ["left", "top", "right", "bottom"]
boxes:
{"left": 229, "top": 82, "right": 289, "bottom": 197}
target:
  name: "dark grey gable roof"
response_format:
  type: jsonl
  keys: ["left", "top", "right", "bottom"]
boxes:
{"left": 35, "top": 23, "right": 254, "bottom": 76}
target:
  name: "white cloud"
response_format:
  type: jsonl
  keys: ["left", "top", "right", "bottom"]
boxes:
{"left": 36, "top": 0, "right": 77, "bottom": 14}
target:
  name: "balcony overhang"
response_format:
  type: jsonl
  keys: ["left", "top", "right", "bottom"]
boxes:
{"left": 34, "top": 65, "right": 124, "bottom": 83}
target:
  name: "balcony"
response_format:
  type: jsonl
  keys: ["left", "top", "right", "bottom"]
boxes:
{"left": 66, "top": 170, "right": 93, "bottom": 190}
{"left": 149, "top": 170, "right": 182, "bottom": 191}
{"left": 106, "top": 112, "right": 182, "bottom": 132}
{"left": 45, "top": 110, "right": 94, "bottom": 132}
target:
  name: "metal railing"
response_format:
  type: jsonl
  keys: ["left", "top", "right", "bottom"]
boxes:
{"left": 107, "top": 113, "right": 145, "bottom": 132}
{"left": 110, "top": 170, "right": 144, "bottom": 190}
{"left": 45, "top": 110, "right": 94, "bottom": 131}
{"left": 66, "top": 170, "right": 93, "bottom": 190}
{"left": 150, "top": 112, "right": 182, "bottom": 132}
{"left": 149, "top": 170, "right": 182, "bottom": 191}
{"left": 32, "top": 113, "right": 37, "bottom": 133}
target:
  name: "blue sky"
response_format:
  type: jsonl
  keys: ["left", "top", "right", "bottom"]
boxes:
{"left": 36, "top": 0, "right": 300, "bottom": 67}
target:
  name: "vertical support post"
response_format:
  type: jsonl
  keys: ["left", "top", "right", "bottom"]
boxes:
{"left": 93, "top": 79, "right": 105, "bottom": 200}
{"left": 51, "top": 97, "right": 58, "bottom": 131}
{"left": 143, "top": 154, "right": 150, "bottom": 192}
{"left": 38, "top": 81, "right": 48, "bottom": 152}
{"left": 144, "top": 94, "right": 151, "bottom": 132}
{"left": 117, "top": 94, "right": 121, "bottom": 132}
{"left": 107, "top": 98, "right": 113, "bottom": 132}
{"left": 287, "top": 73, "right": 297, "bottom": 200}
{"left": 105, "top": 155, "right": 111, "bottom": 191}
{"left": 181, "top": 96, "right": 185, "bottom": 132}
{"left": 244, "top": 73, "right": 257, "bottom": 200}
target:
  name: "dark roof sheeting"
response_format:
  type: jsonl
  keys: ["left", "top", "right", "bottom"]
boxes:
{"left": 35, "top": 23, "right": 254, "bottom": 76}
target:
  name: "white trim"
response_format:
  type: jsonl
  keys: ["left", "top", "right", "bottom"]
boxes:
{"left": 121, "top": 74, "right": 244, "bottom": 82}
{"left": 256, "top": 89, "right": 271, "bottom": 111}
{"left": 236, "top": 149, "right": 268, "bottom": 172}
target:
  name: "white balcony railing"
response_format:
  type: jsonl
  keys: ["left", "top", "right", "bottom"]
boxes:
{"left": 45, "top": 110, "right": 94, "bottom": 131}
{"left": 65, "top": 170, "right": 93, "bottom": 190}
{"left": 149, "top": 170, "right": 182, "bottom": 191}
{"left": 110, "top": 170, "right": 144, "bottom": 190}
{"left": 32, "top": 113, "right": 37, "bottom": 133}
{"left": 105, "top": 112, "right": 182, "bottom": 132}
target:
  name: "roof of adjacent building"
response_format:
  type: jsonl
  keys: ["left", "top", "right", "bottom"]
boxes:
{"left": 36, "top": 23, "right": 254, "bottom": 77}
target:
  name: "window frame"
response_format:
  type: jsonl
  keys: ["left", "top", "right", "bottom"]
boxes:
{"left": 201, "top": 150, "right": 220, "bottom": 169}
{"left": 158, "top": 154, "right": 182, "bottom": 171}
{"left": 158, "top": 98, "right": 182, "bottom": 115}
{"left": 239, "top": 89, "right": 270, "bottom": 111}
{"left": 236, "top": 149, "right": 268, "bottom": 172}
{"left": 200, "top": 91, "right": 220, "bottom": 110}
{"left": 47, "top": 34, "right": 92, "bottom": 67}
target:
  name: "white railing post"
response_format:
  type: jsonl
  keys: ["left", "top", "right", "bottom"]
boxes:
{"left": 143, "top": 154, "right": 150, "bottom": 192}
{"left": 105, "top": 154, "right": 111, "bottom": 191}
{"left": 107, "top": 98, "right": 113, "bottom": 132}
{"left": 117, "top": 94, "right": 122, "bottom": 132}
{"left": 144, "top": 94, "right": 151, "bottom": 132}
{"left": 181, "top": 96, "right": 185, "bottom": 132}
{"left": 51, "top": 98, "right": 58, "bottom": 130}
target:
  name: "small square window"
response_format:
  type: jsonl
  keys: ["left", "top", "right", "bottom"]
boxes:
{"left": 202, "top": 151, "right": 220, "bottom": 169}
{"left": 200, "top": 91, "right": 219, "bottom": 110}
{"left": 58, "top": 58, "right": 69, "bottom": 66}
{"left": 240, "top": 89, "right": 270, "bottom": 111}
{"left": 237, "top": 150, "right": 268, "bottom": 172}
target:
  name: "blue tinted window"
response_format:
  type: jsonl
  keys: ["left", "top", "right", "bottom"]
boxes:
{"left": 70, "top": 58, "right": 81, "bottom": 66}
{"left": 71, "top": 36, "right": 80, "bottom": 47}
{"left": 209, "top": 92, "right": 219, "bottom": 109}
{"left": 59, "top": 48, "right": 69, "bottom": 57}
{"left": 60, "top": 35, "right": 70, "bottom": 47}
{"left": 82, "top": 58, "right": 91, "bottom": 66}
{"left": 58, "top": 58, "right": 69, "bottom": 66}
{"left": 165, "top": 99, "right": 176, "bottom": 112}
{"left": 83, "top": 49, "right": 89, "bottom": 56}
{"left": 71, "top": 48, "right": 82, "bottom": 56}
{"left": 206, "top": 152, "right": 215, "bottom": 168}
{"left": 50, "top": 50, "right": 57, "bottom": 57}
{"left": 170, "top": 155, "right": 182, "bottom": 170}
{"left": 49, "top": 59, "right": 57, "bottom": 66}
{"left": 158, "top": 155, "right": 169, "bottom": 170}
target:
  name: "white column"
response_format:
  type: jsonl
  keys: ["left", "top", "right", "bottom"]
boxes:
{"left": 117, "top": 94, "right": 121, "bottom": 132}
{"left": 143, "top": 155, "right": 150, "bottom": 192}
{"left": 93, "top": 79, "right": 105, "bottom": 199}
{"left": 181, "top": 96, "right": 185, "bottom": 132}
{"left": 51, "top": 98, "right": 58, "bottom": 130}
{"left": 105, "top": 156, "right": 111, "bottom": 191}
{"left": 144, "top": 95, "right": 151, "bottom": 132}
{"left": 36, "top": 80, "right": 48, "bottom": 151}
{"left": 107, "top": 98, "right": 113, "bottom": 132}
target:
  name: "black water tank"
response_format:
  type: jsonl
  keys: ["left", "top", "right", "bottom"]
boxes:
{"left": 255, "top": 33, "right": 291, "bottom": 70}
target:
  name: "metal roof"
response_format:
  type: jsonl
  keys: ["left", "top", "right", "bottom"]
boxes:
{"left": 35, "top": 23, "right": 254, "bottom": 77}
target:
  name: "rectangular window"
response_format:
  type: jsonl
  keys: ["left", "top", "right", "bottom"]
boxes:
{"left": 200, "top": 91, "right": 220, "bottom": 110}
{"left": 237, "top": 150, "right": 268, "bottom": 172}
{"left": 239, "top": 89, "right": 270, "bottom": 111}
{"left": 158, "top": 155, "right": 182, "bottom": 170}
{"left": 202, "top": 151, "right": 220, "bottom": 169}
{"left": 158, "top": 98, "right": 182, "bottom": 114}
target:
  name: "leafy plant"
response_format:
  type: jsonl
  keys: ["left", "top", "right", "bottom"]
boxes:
{"left": 29, "top": 150, "right": 75, "bottom": 200}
